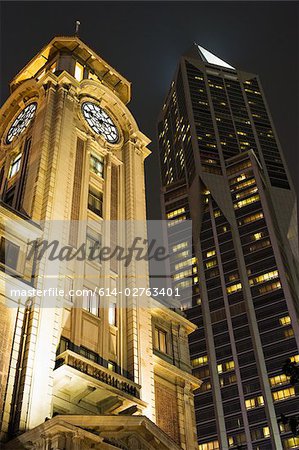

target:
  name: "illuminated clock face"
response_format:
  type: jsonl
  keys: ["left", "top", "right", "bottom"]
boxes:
{"left": 6, "top": 103, "right": 37, "bottom": 144}
{"left": 82, "top": 102, "right": 119, "bottom": 144}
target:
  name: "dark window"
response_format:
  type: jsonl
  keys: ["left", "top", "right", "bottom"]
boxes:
{"left": 88, "top": 186, "right": 103, "bottom": 217}
{"left": 86, "top": 227, "right": 102, "bottom": 262}
{"left": 0, "top": 237, "right": 20, "bottom": 270}
{"left": 90, "top": 154, "right": 104, "bottom": 178}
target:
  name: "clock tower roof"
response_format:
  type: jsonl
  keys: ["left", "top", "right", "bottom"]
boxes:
{"left": 10, "top": 36, "right": 131, "bottom": 104}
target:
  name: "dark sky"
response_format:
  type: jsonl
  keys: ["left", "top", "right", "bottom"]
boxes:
{"left": 1, "top": 1, "right": 298, "bottom": 219}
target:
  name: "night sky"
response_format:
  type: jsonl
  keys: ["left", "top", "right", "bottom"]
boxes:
{"left": 1, "top": 1, "right": 298, "bottom": 219}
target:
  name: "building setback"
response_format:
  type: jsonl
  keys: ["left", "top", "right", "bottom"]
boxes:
{"left": 158, "top": 44, "right": 299, "bottom": 450}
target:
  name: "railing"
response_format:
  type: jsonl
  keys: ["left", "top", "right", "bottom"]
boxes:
{"left": 55, "top": 350, "right": 140, "bottom": 399}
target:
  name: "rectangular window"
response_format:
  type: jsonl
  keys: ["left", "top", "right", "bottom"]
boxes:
{"left": 280, "top": 316, "right": 291, "bottom": 326}
{"left": 173, "top": 268, "right": 192, "bottom": 280}
{"left": 239, "top": 212, "right": 264, "bottom": 225}
{"left": 217, "top": 360, "right": 235, "bottom": 374}
{"left": 58, "top": 337, "right": 69, "bottom": 355}
{"left": 284, "top": 329, "right": 294, "bottom": 338}
{"left": 167, "top": 207, "right": 185, "bottom": 219}
{"left": 206, "top": 259, "right": 217, "bottom": 269}
{"left": 167, "top": 216, "right": 186, "bottom": 227}
{"left": 272, "top": 387, "right": 295, "bottom": 402}
{"left": 249, "top": 270, "right": 279, "bottom": 286}
{"left": 235, "top": 186, "right": 258, "bottom": 200}
{"left": 258, "top": 281, "right": 281, "bottom": 294}
{"left": 80, "top": 346, "right": 97, "bottom": 362}
{"left": 234, "top": 194, "right": 260, "bottom": 209}
{"left": 90, "top": 154, "right": 104, "bottom": 178}
{"left": 219, "top": 373, "right": 237, "bottom": 387}
{"left": 74, "top": 61, "right": 84, "bottom": 81}
{"left": 9, "top": 154, "right": 22, "bottom": 178}
{"left": 198, "top": 440, "right": 219, "bottom": 450}
{"left": 172, "top": 241, "right": 188, "bottom": 253}
{"left": 82, "top": 289, "right": 100, "bottom": 316}
{"left": 192, "top": 355, "right": 208, "bottom": 367}
{"left": 88, "top": 186, "right": 103, "bottom": 217}
{"left": 64, "top": 276, "right": 73, "bottom": 302}
{"left": 175, "top": 258, "right": 193, "bottom": 271}
{"left": 269, "top": 374, "right": 288, "bottom": 387}
{"left": 154, "top": 327, "right": 167, "bottom": 353}
{"left": 108, "top": 361, "right": 116, "bottom": 372}
{"left": 108, "top": 299, "right": 117, "bottom": 326}
{"left": 283, "top": 437, "right": 299, "bottom": 449}
{"left": 226, "top": 283, "right": 242, "bottom": 294}
{"left": 245, "top": 398, "right": 255, "bottom": 410}
{"left": 263, "top": 427, "right": 270, "bottom": 438}
{"left": 0, "top": 237, "right": 20, "bottom": 270}
{"left": 245, "top": 395, "right": 264, "bottom": 410}
{"left": 86, "top": 227, "right": 102, "bottom": 262}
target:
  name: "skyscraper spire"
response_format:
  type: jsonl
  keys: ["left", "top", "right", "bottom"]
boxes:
{"left": 195, "top": 43, "right": 235, "bottom": 69}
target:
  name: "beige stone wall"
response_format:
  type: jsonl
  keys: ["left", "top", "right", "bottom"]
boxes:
{"left": 0, "top": 302, "right": 17, "bottom": 425}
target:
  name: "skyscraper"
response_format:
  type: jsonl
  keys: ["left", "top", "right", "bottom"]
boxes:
{"left": 158, "top": 44, "right": 299, "bottom": 450}
{"left": 0, "top": 35, "right": 199, "bottom": 449}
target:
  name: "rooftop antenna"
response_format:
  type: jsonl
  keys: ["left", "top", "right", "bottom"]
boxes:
{"left": 75, "top": 20, "right": 81, "bottom": 37}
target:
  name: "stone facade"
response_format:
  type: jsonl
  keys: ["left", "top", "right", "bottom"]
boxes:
{"left": 0, "top": 36, "right": 200, "bottom": 449}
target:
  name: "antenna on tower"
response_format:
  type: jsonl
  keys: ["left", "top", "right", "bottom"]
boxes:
{"left": 75, "top": 20, "right": 81, "bottom": 37}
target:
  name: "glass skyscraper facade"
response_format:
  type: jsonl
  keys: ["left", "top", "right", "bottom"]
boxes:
{"left": 158, "top": 45, "right": 299, "bottom": 450}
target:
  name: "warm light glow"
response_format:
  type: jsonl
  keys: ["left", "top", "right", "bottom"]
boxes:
{"left": 253, "top": 232, "right": 263, "bottom": 240}
{"left": 249, "top": 270, "right": 279, "bottom": 286}
{"left": 206, "top": 259, "right": 217, "bottom": 269}
{"left": 284, "top": 437, "right": 299, "bottom": 449}
{"left": 175, "top": 258, "right": 193, "bottom": 271}
{"left": 217, "top": 360, "right": 234, "bottom": 374}
{"left": 167, "top": 216, "right": 186, "bottom": 227}
{"left": 279, "top": 316, "right": 291, "bottom": 326}
{"left": 198, "top": 440, "right": 219, "bottom": 450}
{"left": 269, "top": 374, "right": 288, "bottom": 387}
{"left": 258, "top": 281, "right": 281, "bottom": 293}
{"left": 173, "top": 269, "right": 192, "bottom": 280}
{"left": 192, "top": 355, "right": 208, "bottom": 367}
{"left": 8, "top": 153, "right": 22, "bottom": 178}
{"left": 227, "top": 283, "right": 242, "bottom": 294}
{"left": 234, "top": 194, "right": 260, "bottom": 209}
{"left": 167, "top": 207, "right": 185, "bottom": 219}
{"left": 272, "top": 387, "right": 295, "bottom": 402}
{"left": 74, "top": 61, "right": 84, "bottom": 81}
{"left": 245, "top": 395, "right": 264, "bottom": 410}
{"left": 172, "top": 241, "right": 188, "bottom": 252}
{"left": 240, "top": 212, "right": 264, "bottom": 225}
{"left": 235, "top": 187, "right": 258, "bottom": 199}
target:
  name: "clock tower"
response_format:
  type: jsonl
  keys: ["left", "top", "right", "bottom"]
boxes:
{"left": 0, "top": 36, "right": 200, "bottom": 449}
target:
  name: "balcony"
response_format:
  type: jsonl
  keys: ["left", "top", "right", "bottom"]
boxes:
{"left": 53, "top": 350, "right": 146, "bottom": 415}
